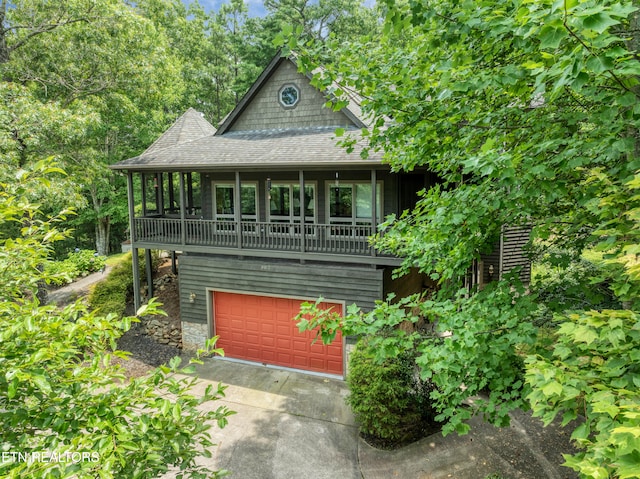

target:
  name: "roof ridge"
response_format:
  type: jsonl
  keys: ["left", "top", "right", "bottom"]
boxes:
{"left": 142, "top": 108, "right": 216, "bottom": 155}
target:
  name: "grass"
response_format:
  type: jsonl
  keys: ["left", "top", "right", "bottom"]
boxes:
{"left": 105, "top": 252, "right": 130, "bottom": 267}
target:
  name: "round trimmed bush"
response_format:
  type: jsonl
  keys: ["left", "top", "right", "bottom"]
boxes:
{"left": 346, "top": 338, "right": 437, "bottom": 447}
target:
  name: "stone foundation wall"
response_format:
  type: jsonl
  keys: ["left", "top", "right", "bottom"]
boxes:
{"left": 144, "top": 318, "right": 182, "bottom": 348}
{"left": 142, "top": 271, "right": 182, "bottom": 348}
{"left": 181, "top": 321, "right": 208, "bottom": 351}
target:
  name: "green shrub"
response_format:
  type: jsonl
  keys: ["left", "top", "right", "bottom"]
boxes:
{"left": 68, "top": 249, "right": 106, "bottom": 274}
{"left": 88, "top": 251, "right": 160, "bottom": 318}
{"left": 346, "top": 337, "right": 436, "bottom": 445}
{"left": 45, "top": 249, "right": 106, "bottom": 286}
{"left": 44, "top": 260, "right": 76, "bottom": 286}
{"left": 88, "top": 257, "right": 131, "bottom": 318}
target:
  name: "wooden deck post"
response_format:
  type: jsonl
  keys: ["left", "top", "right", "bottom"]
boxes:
{"left": 179, "top": 173, "right": 186, "bottom": 246}
{"left": 171, "top": 250, "right": 177, "bottom": 275}
{"left": 132, "top": 247, "right": 141, "bottom": 311}
{"left": 127, "top": 171, "right": 142, "bottom": 310}
{"left": 299, "top": 170, "right": 305, "bottom": 254}
{"left": 371, "top": 169, "right": 377, "bottom": 257}
{"left": 145, "top": 248, "right": 153, "bottom": 299}
{"left": 157, "top": 173, "right": 164, "bottom": 215}
{"left": 235, "top": 171, "right": 242, "bottom": 249}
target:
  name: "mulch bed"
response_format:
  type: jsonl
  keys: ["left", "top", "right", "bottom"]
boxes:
{"left": 360, "top": 418, "right": 443, "bottom": 450}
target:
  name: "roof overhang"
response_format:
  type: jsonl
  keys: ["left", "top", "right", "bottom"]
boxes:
{"left": 110, "top": 127, "right": 383, "bottom": 172}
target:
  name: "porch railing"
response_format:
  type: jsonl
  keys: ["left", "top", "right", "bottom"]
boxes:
{"left": 133, "top": 217, "right": 377, "bottom": 256}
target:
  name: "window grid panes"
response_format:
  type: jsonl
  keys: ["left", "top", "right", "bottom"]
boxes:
{"left": 328, "top": 182, "right": 382, "bottom": 225}
{"left": 213, "top": 183, "right": 257, "bottom": 221}
{"left": 268, "top": 183, "right": 315, "bottom": 223}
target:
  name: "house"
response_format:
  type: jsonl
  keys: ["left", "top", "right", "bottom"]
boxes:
{"left": 111, "top": 53, "right": 529, "bottom": 378}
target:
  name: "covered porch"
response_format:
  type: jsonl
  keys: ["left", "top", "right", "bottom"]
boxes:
{"left": 125, "top": 167, "right": 393, "bottom": 260}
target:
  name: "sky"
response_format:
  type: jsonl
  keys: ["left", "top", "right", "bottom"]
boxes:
{"left": 186, "top": 0, "right": 376, "bottom": 18}
{"left": 186, "top": 0, "right": 267, "bottom": 17}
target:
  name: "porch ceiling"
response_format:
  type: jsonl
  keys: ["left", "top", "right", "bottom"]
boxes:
{"left": 110, "top": 126, "right": 384, "bottom": 172}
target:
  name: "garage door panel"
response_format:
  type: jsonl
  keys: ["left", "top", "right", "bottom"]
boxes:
{"left": 261, "top": 350, "right": 276, "bottom": 362}
{"left": 292, "top": 340, "right": 307, "bottom": 351}
{"left": 309, "top": 341, "right": 329, "bottom": 353}
{"left": 276, "top": 325, "right": 292, "bottom": 336}
{"left": 245, "top": 332, "right": 261, "bottom": 344}
{"left": 261, "top": 322, "right": 276, "bottom": 333}
{"left": 214, "top": 291, "right": 343, "bottom": 375}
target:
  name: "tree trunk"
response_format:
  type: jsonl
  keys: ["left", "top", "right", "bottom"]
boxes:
{"left": 0, "top": 1, "right": 8, "bottom": 64}
{"left": 95, "top": 216, "right": 110, "bottom": 256}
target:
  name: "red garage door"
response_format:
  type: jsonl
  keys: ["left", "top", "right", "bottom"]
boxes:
{"left": 213, "top": 292, "right": 343, "bottom": 376}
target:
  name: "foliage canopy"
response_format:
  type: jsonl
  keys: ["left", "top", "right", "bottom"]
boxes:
{"left": 0, "top": 162, "right": 234, "bottom": 478}
{"left": 289, "top": 1, "right": 640, "bottom": 477}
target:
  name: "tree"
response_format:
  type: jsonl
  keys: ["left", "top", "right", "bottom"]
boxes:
{"left": 1, "top": 0, "right": 185, "bottom": 255}
{"left": 0, "top": 161, "right": 234, "bottom": 479}
{"left": 287, "top": 0, "right": 640, "bottom": 476}
{"left": 265, "top": 0, "right": 379, "bottom": 43}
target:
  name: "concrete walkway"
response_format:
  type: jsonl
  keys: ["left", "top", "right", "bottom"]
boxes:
{"left": 188, "top": 359, "right": 578, "bottom": 479}
{"left": 46, "top": 266, "right": 111, "bottom": 306}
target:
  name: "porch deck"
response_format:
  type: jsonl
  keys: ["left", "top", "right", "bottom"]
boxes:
{"left": 133, "top": 217, "right": 393, "bottom": 261}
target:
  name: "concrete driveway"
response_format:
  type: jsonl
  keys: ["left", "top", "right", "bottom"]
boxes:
{"left": 186, "top": 359, "right": 578, "bottom": 479}
{"left": 192, "top": 360, "right": 359, "bottom": 479}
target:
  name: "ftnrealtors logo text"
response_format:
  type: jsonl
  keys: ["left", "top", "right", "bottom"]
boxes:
{"left": 1, "top": 451, "right": 100, "bottom": 464}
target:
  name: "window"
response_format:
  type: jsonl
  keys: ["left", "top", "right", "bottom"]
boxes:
{"left": 213, "top": 182, "right": 257, "bottom": 221}
{"left": 268, "top": 182, "right": 315, "bottom": 223}
{"left": 278, "top": 84, "right": 300, "bottom": 108}
{"left": 328, "top": 182, "right": 382, "bottom": 225}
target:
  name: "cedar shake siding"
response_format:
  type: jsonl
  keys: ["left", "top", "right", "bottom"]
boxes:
{"left": 228, "top": 60, "right": 354, "bottom": 132}
{"left": 178, "top": 254, "right": 384, "bottom": 328}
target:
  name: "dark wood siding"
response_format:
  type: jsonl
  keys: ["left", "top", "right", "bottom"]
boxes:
{"left": 480, "top": 242, "right": 502, "bottom": 285}
{"left": 501, "top": 226, "right": 532, "bottom": 283}
{"left": 229, "top": 60, "right": 354, "bottom": 131}
{"left": 480, "top": 226, "right": 531, "bottom": 285}
{"left": 179, "top": 255, "right": 384, "bottom": 325}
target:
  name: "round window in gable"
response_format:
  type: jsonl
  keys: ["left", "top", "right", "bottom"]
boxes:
{"left": 279, "top": 84, "right": 300, "bottom": 108}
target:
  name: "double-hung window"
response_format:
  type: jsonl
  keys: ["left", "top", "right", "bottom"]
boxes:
{"left": 328, "top": 182, "right": 382, "bottom": 225}
{"left": 213, "top": 182, "right": 258, "bottom": 221}
{"left": 268, "top": 183, "right": 316, "bottom": 223}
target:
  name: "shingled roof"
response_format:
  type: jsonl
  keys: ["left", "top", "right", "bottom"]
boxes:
{"left": 112, "top": 53, "right": 381, "bottom": 172}
{"left": 142, "top": 107, "right": 217, "bottom": 155}
{"left": 112, "top": 126, "right": 382, "bottom": 172}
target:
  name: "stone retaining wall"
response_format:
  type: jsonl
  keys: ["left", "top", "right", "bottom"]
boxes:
{"left": 143, "top": 272, "right": 182, "bottom": 348}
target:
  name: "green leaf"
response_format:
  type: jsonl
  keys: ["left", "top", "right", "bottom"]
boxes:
{"left": 7, "top": 378, "right": 18, "bottom": 399}
{"left": 582, "top": 12, "right": 621, "bottom": 34}
{"left": 541, "top": 381, "right": 563, "bottom": 397}
{"left": 32, "top": 375, "right": 52, "bottom": 393}
{"left": 539, "top": 25, "right": 566, "bottom": 49}
{"left": 172, "top": 403, "right": 182, "bottom": 422}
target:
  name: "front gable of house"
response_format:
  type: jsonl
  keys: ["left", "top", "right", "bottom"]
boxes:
{"left": 220, "top": 56, "right": 361, "bottom": 133}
